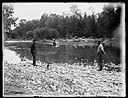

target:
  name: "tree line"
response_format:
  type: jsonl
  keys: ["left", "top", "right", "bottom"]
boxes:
{"left": 3, "top": 4, "right": 122, "bottom": 40}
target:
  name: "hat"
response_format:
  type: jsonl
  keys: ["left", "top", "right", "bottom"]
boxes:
{"left": 98, "top": 40, "right": 101, "bottom": 45}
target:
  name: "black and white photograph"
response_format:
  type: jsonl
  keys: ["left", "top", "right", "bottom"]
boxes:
{"left": 2, "top": 2, "right": 126, "bottom": 97}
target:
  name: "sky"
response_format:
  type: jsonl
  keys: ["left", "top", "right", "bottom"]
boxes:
{"left": 4, "top": 3, "right": 107, "bottom": 22}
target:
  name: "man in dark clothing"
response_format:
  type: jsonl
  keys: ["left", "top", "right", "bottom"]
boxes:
{"left": 31, "top": 39, "right": 37, "bottom": 66}
{"left": 97, "top": 40, "right": 106, "bottom": 71}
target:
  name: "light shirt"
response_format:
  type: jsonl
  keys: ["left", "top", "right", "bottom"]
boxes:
{"left": 97, "top": 43, "right": 105, "bottom": 54}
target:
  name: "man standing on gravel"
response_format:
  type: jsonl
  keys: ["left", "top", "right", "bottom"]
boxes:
{"left": 31, "top": 39, "right": 37, "bottom": 66}
{"left": 97, "top": 40, "right": 106, "bottom": 71}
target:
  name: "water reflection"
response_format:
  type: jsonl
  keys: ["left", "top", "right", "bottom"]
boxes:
{"left": 5, "top": 42, "right": 120, "bottom": 65}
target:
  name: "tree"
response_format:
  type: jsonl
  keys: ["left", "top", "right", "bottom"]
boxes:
{"left": 9, "top": 4, "right": 122, "bottom": 40}
{"left": 97, "top": 4, "right": 122, "bottom": 38}
{"left": 70, "top": 4, "right": 80, "bottom": 16}
{"left": 48, "top": 28, "right": 59, "bottom": 39}
{"left": 40, "top": 13, "right": 49, "bottom": 28}
{"left": 69, "top": 5, "right": 85, "bottom": 37}
{"left": 19, "top": 19, "right": 27, "bottom": 27}
{"left": 33, "top": 27, "right": 58, "bottom": 40}
{"left": 2, "top": 4, "right": 18, "bottom": 40}
{"left": 33, "top": 27, "right": 48, "bottom": 40}
{"left": 13, "top": 20, "right": 37, "bottom": 39}
{"left": 26, "top": 31, "right": 34, "bottom": 39}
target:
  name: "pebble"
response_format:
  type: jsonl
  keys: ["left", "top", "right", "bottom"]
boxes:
{"left": 4, "top": 62, "right": 124, "bottom": 96}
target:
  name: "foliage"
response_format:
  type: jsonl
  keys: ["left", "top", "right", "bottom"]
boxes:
{"left": 33, "top": 27, "right": 59, "bottom": 40}
{"left": 26, "top": 31, "right": 34, "bottom": 39}
{"left": 96, "top": 4, "right": 122, "bottom": 38}
{"left": 2, "top": 4, "right": 18, "bottom": 40}
{"left": 6, "top": 4, "right": 122, "bottom": 40}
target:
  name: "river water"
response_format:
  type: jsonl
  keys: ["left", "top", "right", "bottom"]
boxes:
{"left": 4, "top": 41, "right": 121, "bottom": 65}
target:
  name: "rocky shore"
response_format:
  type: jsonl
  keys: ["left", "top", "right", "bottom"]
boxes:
{"left": 4, "top": 60, "right": 125, "bottom": 97}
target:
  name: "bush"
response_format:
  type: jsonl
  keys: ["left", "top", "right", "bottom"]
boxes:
{"left": 26, "top": 31, "right": 34, "bottom": 39}
{"left": 33, "top": 27, "right": 58, "bottom": 40}
{"left": 47, "top": 28, "right": 59, "bottom": 39}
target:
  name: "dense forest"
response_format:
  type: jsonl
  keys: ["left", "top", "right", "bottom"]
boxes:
{"left": 3, "top": 4, "right": 122, "bottom": 40}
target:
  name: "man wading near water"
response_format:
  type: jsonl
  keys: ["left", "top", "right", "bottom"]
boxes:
{"left": 31, "top": 39, "right": 37, "bottom": 66}
{"left": 97, "top": 40, "right": 106, "bottom": 71}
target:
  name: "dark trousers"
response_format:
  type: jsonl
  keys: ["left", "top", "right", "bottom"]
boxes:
{"left": 98, "top": 53, "right": 103, "bottom": 70}
{"left": 32, "top": 54, "right": 36, "bottom": 66}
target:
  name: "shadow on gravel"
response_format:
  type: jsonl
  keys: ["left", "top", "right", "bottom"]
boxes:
{"left": 103, "top": 65, "right": 122, "bottom": 72}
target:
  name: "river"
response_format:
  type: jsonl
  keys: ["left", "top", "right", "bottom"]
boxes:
{"left": 4, "top": 40, "right": 121, "bottom": 65}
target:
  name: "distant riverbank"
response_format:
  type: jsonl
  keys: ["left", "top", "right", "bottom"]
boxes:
{"left": 5, "top": 38, "right": 120, "bottom": 48}
{"left": 4, "top": 38, "right": 110, "bottom": 43}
